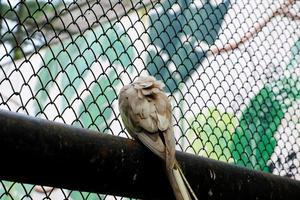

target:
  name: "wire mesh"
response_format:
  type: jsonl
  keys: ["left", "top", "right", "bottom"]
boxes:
{"left": 0, "top": 0, "right": 300, "bottom": 199}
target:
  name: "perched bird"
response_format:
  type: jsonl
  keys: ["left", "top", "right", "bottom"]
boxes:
{"left": 118, "top": 76, "right": 198, "bottom": 200}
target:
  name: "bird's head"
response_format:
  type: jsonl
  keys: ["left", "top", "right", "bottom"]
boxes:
{"left": 134, "top": 76, "right": 164, "bottom": 91}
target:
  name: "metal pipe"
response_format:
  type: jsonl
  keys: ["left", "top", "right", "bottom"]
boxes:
{"left": 0, "top": 110, "right": 299, "bottom": 199}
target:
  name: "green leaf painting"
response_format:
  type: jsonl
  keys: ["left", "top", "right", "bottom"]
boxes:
{"left": 230, "top": 38, "right": 300, "bottom": 172}
{"left": 147, "top": 0, "right": 230, "bottom": 92}
{"left": 188, "top": 38, "right": 300, "bottom": 172}
{"left": 230, "top": 87, "right": 284, "bottom": 172}
{"left": 188, "top": 108, "right": 238, "bottom": 162}
{"left": 73, "top": 70, "right": 118, "bottom": 131}
{"left": 35, "top": 23, "right": 134, "bottom": 131}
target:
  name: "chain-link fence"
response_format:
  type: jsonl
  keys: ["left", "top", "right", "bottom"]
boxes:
{"left": 1, "top": 0, "right": 300, "bottom": 199}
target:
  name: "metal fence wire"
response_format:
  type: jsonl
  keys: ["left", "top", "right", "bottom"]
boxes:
{"left": 1, "top": 0, "right": 300, "bottom": 199}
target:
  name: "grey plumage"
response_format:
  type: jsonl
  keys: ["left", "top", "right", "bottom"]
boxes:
{"left": 118, "top": 76, "right": 198, "bottom": 200}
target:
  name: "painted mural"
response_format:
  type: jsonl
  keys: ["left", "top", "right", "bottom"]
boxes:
{"left": 1, "top": 0, "right": 300, "bottom": 199}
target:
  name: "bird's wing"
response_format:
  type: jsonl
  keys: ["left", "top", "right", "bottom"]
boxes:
{"left": 153, "top": 92, "right": 176, "bottom": 169}
{"left": 163, "top": 127, "right": 176, "bottom": 170}
{"left": 119, "top": 85, "right": 166, "bottom": 159}
{"left": 136, "top": 131, "right": 165, "bottom": 160}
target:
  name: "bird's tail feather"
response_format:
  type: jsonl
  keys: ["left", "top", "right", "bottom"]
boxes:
{"left": 167, "top": 163, "right": 198, "bottom": 200}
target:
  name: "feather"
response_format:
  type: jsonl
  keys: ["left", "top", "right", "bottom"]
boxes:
{"left": 136, "top": 131, "right": 165, "bottom": 159}
{"left": 157, "top": 113, "right": 170, "bottom": 131}
{"left": 118, "top": 76, "right": 198, "bottom": 200}
{"left": 163, "top": 127, "right": 176, "bottom": 170}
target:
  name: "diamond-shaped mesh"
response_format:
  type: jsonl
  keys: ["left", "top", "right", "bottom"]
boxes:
{"left": 1, "top": 0, "right": 300, "bottom": 199}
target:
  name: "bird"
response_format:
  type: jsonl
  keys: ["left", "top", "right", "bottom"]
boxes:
{"left": 118, "top": 76, "right": 198, "bottom": 200}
